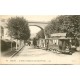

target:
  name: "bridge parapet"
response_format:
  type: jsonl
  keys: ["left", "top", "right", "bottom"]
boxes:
{"left": 28, "top": 21, "right": 49, "bottom": 29}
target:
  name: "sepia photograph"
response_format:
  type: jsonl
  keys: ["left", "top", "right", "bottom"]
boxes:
{"left": 0, "top": 15, "right": 80, "bottom": 64}
{"left": 0, "top": 1, "right": 80, "bottom": 80}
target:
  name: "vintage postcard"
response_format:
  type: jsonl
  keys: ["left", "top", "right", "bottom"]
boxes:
{"left": 0, "top": 15, "right": 80, "bottom": 64}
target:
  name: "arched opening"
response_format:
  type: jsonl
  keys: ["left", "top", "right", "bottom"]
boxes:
{"left": 29, "top": 25, "right": 45, "bottom": 39}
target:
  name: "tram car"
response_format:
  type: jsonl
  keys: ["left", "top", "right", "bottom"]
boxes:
{"left": 58, "top": 37, "right": 75, "bottom": 54}
{"left": 37, "top": 37, "right": 77, "bottom": 54}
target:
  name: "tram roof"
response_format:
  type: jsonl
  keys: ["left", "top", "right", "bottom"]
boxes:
{"left": 59, "top": 37, "right": 73, "bottom": 40}
{"left": 51, "top": 33, "right": 66, "bottom": 37}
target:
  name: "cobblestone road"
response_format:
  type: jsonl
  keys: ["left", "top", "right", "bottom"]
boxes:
{"left": 12, "top": 45, "right": 80, "bottom": 64}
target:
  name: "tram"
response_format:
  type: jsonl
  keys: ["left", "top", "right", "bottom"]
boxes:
{"left": 37, "top": 37, "right": 77, "bottom": 54}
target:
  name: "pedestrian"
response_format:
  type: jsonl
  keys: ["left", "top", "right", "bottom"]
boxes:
{"left": 33, "top": 38, "right": 37, "bottom": 48}
{"left": 28, "top": 41, "right": 31, "bottom": 46}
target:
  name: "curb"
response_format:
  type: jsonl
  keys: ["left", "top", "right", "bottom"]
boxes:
{"left": 10, "top": 45, "right": 25, "bottom": 58}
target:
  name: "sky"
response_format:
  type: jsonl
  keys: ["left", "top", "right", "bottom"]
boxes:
{"left": 29, "top": 26, "right": 41, "bottom": 34}
{"left": 0, "top": 15, "right": 58, "bottom": 38}
{"left": 0, "top": 15, "right": 58, "bottom": 22}
{"left": 29, "top": 26, "right": 41, "bottom": 38}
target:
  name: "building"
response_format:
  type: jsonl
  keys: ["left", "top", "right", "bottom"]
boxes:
{"left": 0, "top": 19, "right": 11, "bottom": 40}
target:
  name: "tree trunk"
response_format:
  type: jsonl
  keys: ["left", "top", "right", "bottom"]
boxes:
{"left": 19, "top": 40, "right": 21, "bottom": 49}
{"left": 11, "top": 37, "right": 13, "bottom": 51}
{"left": 11, "top": 41, "right": 12, "bottom": 51}
{"left": 16, "top": 39, "right": 18, "bottom": 50}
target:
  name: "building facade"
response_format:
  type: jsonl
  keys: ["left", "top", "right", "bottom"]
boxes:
{"left": 0, "top": 19, "right": 11, "bottom": 40}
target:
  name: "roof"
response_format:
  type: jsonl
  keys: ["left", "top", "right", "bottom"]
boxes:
{"left": 1, "top": 39, "right": 11, "bottom": 42}
{"left": 51, "top": 33, "right": 66, "bottom": 37}
{"left": 59, "top": 37, "right": 72, "bottom": 40}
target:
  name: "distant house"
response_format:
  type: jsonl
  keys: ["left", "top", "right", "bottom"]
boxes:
{"left": 1, "top": 26, "right": 4, "bottom": 39}
{"left": 0, "top": 19, "right": 11, "bottom": 40}
{"left": 50, "top": 33, "right": 66, "bottom": 45}
{"left": 0, "top": 19, "right": 16, "bottom": 41}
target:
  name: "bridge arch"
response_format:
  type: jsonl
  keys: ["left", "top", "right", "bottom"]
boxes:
{"left": 28, "top": 21, "right": 49, "bottom": 39}
{"left": 29, "top": 25, "right": 45, "bottom": 39}
{"left": 29, "top": 25, "right": 44, "bottom": 30}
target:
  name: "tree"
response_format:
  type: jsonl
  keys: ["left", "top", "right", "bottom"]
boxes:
{"left": 36, "top": 30, "right": 45, "bottom": 39}
{"left": 7, "top": 17, "right": 30, "bottom": 49}
{"left": 45, "top": 15, "right": 80, "bottom": 38}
